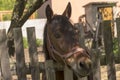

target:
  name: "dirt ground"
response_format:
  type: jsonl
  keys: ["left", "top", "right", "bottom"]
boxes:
{"left": 11, "top": 47, "right": 120, "bottom": 80}
{"left": 101, "top": 64, "right": 120, "bottom": 80}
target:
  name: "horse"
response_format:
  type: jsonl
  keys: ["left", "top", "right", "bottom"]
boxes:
{"left": 43, "top": 2, "right": 92, "bottom": 80}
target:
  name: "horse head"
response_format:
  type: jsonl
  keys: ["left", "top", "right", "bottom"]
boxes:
{"left": 44, "top": 2, "right": 92, "bottom": 77}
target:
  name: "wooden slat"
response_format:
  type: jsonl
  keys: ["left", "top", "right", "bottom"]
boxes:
{"left": 102, "top": 20, "right": 116, "bottom": 80}
{"left": 0, "top": 29, "right": 12, "bottom": 80}
{"left": 64, "top": 66, "right": 73, "bottom": 80}
{"left": 74, "top": 23, "right": 88, "bottom": 80}
{"left": 27, "top": 27, "right": 40, "bottom": 80}
{"left": 90, "top": 49, "right": 101, "bottom": 80}
{"left": 45, "top": 60, "right": 56, "bottom": 80}
{"left": 116, "top": 18, "right": 120, "bottom": 63}
{"left": 90, "top": 20, "right": 101, "bottom": 80}
{"left": 14, "top": 28, "right": 27, "bottom": 80}
{"left": 80, "top": 77, "right": 88, "bottom": 80}
{"left": 74, "top": 23, "right": 85, "bottom": 48}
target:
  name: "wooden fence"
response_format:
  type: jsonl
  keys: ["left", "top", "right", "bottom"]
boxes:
{"left": 0, "top": 27, "right": 75, "bottom": 80}
{"left": 75, "top": 18, "right": 120, "bottom": 80}
{"left": 91, "top": 18, "right": 120, "bottom": 80}
{"left": 0, "top": 18, "right": 120, "bottom": 80}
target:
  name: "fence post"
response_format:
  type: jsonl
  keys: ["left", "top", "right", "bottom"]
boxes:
{"left": 64, "top": 66, "right": 73, "bottom": 80}
{"left": 102, "top": 20, "right": 116, "bottom": 80}
{"left": 90, "top": 23, "right": 101, "bottom": 80}
{"left": 45, "top": 60, "right": 56, "bottom": 80}
{"left": 14, "top": 28, "right": 27, "bottom": 80}
{"left": 74, "top": 23, "right": 88, "bottom": 80}
{"left": 75, "top": 23, "right": 85, "bottom": 48}
{"left": 0, "top": 29, "right": 12, "bottom": 80}
{"left": 90, "top": 49, "right": 101, "bottom": 80}
{"left": 27, "top": 27, "right": 40, "bottom": 80}
{"left": 116, "top": 18, "right": 120, "bottom": 63}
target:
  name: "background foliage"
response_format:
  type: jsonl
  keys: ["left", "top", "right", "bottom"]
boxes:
{"left": 0, "top": 0, "right": 37, "bottom": 21}
{"left": 0, "top": 0, "right": 35, "bottom": 10}
{"left": 0, "top": 0, "right": 15, "bottom": 10}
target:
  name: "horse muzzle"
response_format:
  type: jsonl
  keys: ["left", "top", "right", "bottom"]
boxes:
{"left": 65, "top": 47, "right": 92, "bottom": 77}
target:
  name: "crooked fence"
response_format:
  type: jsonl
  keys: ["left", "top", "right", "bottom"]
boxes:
{"left": 0, "top": 18, "right": 120, "bottom": 80}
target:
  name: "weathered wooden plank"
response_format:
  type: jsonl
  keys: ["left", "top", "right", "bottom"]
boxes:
{"left": 102, "top": 20, "right": 116, "bottom": 80}
{"left": 27, "top": 27, "right": 40, "bottom": 80}
{"left": 0, "top": 29, "right": 12, "bottom": 80}
{"left": 74, "top": 23, "right": 88, "bottom": 80}
{"left": 8, "top": 62, "right": 63, "bottom": 76}
{"left": 89, "top": 22, "right": 101, "bottom": 80}
{"left": 45, "top": 60, "right": 56, "bottom": 80}
{"left": 79, "top": 77, "right": 88, "bottom": 80}
{"left": 90, "top": 49, "right": 101, "bottom": 80}
{"left": 74, "top": 23, "right": 85, "bottom": 48}
{"left": 64, "top": 66, "right": 73, "bottom": 80}
{"left": 13, "top": 28, "right": 27, "bottom": 80}
{"left": 116, "top": 18, "right": 120, "bottom": 63}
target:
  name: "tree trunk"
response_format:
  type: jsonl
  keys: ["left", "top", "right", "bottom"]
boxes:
{"left": 7, "top": 0, "right": 48, "bottom": 57}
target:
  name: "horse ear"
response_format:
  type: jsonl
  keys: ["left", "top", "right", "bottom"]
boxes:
{"left": 46, "top": 5, "right": 53, "bottom": 21}
{"left": 62, "top": 2, "right": 71, "bottom": 19}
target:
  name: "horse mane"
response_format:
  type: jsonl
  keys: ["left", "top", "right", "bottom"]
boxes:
{"left": 43, "top": 22, "right": 51, "bottom": 60}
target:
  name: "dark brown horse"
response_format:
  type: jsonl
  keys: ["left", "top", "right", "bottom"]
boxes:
{"left": 43, "top": 2, "right": 92, "bottom": 80}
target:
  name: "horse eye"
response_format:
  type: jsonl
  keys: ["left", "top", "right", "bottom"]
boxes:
{"left": 54, "top": 32, "right": 61, "bottom": 39}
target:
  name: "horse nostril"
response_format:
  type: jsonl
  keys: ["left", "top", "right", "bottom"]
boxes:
{"left": 79, "top": 60, "right": 92, "bottom": 69}
{"left": 79, "top": 62, "right": 85, "bottom": 68}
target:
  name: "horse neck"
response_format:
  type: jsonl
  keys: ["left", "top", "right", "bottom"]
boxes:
{"left": 43, "top": 24, "right": 51, "bottom": 60}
